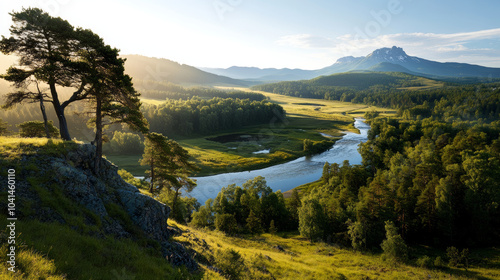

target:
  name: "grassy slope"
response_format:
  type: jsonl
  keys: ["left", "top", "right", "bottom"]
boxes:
{"left": 171, "top": 221, "right": 500, "bottom": 280}
{"left": 0, "top": 137, "right": 199, "bottom": 280}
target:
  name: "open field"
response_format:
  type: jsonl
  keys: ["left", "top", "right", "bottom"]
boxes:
{"left": 171, "top": 221, "right": 500, "bottom": 280}
{"left": 114, "top": 90, "right": 395, "bottom": 176}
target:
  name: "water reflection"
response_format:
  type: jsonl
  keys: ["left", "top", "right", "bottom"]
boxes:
{"left": 189, "top": 118, "right": 370, "bottom": 204}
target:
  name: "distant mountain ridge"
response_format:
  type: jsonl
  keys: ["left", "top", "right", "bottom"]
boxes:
{"left": 202, "top": 46, "right": 500, "bottom": 81}
{"left": 122, "top": 55, "right": 250, "bottom": 87}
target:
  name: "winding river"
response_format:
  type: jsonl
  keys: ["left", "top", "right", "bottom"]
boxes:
{"left": 189, "top": 118, "right": 370, "bottom": 204}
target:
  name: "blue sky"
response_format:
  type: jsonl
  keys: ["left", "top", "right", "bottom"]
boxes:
{"left": 1, "top": 0, "right": 500, "bottom": 69}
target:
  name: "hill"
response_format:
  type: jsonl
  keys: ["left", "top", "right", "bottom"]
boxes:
{"left": 202, "top": 46, "right": 500, "bottom": 81}
{"left": 252, "top": 71, "right": 444, "bottom": 98}
{"left": 123, "top": 55, "right": 250, "bottom": 87}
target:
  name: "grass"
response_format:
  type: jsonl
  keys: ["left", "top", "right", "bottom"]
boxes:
{"left": 0, "top": 217, "right": 198, "bottom": 280}
{"left": 171, "top": 221, "right": 500, "bottom": 280}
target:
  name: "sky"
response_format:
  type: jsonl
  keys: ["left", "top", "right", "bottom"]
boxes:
{"left": 1, "top": 0, "right": 500, "bottom": 69}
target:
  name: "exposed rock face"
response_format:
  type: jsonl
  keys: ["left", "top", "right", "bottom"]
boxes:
{"left": 0, "top": 143, "right": 197, "bottom": 270}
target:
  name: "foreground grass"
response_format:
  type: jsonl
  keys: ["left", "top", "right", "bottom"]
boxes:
{"left": 0, "top": 219, "right": 194, "bottom": 279}
{"left": 171, "top": 221, "right": 500, "bottom": 280}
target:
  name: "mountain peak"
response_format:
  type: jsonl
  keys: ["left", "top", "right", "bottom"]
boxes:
{"left": 367, "top": 46, "right": 410, "bottom": 62}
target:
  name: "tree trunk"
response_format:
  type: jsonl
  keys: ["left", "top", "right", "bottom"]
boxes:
{"left": 172, "top": 188, "right": 180, "bottom": 221}
{"left": 149, "top": 159, "right": 155, "bottom": 193}
{"left": 39, "top": 94, "right": 51, "bottom": 139}
{"left": 49, "top": 83, "right": 71, "bottom": 140}
{"left": 93, "top": 97, "right": 103, "bottom": 174}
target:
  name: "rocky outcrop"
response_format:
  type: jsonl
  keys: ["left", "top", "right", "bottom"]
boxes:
{"left": 0, "top": 143, "right": 197, "bottom": 270}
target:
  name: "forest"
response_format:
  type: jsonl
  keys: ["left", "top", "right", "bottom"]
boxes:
{"left": 186, "top": 81, "right": 500, "bottom": 257}
{"left": 143, "top": 97, "right": 286, "bottom": 136}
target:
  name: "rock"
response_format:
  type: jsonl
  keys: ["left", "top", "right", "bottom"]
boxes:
{"left": 274, "top": 245, "right": 285, "bottom": 252}
{"left": 162, "top": 242, "right": 199, "bottom": 271}
{"left": 116, "top": 188, "right": 170, "bottom": 242}
{"left": 0, "top": 143, "right": 197, "bottom": 270}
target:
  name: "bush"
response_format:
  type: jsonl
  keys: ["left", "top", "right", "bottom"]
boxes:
{"left": 190, "top": 199, "right": 214, "bottom": 228}
{"left": 434, "top": 256, "right": 445, "bottom": 267}
{"left": 347, "top": 219, "right": 366, "bottom": 251}
{"left": 0, "top": 118, "right": 8, "bottom": 135}
{"left": 18, "top": 121, "right": 59, "bottom": 138}
{"left": 447, "top": 247, "right": 469, "bottom": 268}
{"left": 214, "top": 248, "right": 246, "bottom": 280}
{"left": 416, "top": 255, "right": 433, "bottom": 268}
{"left": 380, "top": 221, "right": 408, "bottom": 263}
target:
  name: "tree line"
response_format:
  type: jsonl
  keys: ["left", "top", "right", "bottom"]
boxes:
{"left": 143, "top": 97, "right": 286, "bottom": 136}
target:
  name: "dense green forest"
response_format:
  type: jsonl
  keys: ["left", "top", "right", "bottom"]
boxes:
{"left": 189, "top": 82, "right": 500, "bottom": 254}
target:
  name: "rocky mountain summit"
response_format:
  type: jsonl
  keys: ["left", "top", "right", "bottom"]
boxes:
{"left": 0, "top": 142, "right": 197, "bottom": 270}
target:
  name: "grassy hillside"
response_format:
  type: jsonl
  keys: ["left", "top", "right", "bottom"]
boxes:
{"left": 171, "top": 221, "right": 500, "bottom": 280}
{"left": 0, "top": 137, "right": 199, "bottom": 279}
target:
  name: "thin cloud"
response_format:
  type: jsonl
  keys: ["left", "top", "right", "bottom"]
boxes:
{"left": 277, "top": 28, "right": 500, "bottom": 67}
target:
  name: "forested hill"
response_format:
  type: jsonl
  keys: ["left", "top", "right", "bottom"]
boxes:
{"left": 122, "top": 54, "right": 250, "bottom": 87}
{"left": 252, "top": 71, "right": 444, "bottom": 99}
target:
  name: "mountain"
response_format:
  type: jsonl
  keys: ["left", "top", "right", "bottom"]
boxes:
{"left": 202, "top": 46, "right": 500, "bottom": 82}
{"left": 122, "top": 55, "right": 250, "bottom": 87}
{"left": 199, "top": 66, "right": 317, "bottom": 82}
{"left": 324, "top": 46, "right": 500, "bottom": 78}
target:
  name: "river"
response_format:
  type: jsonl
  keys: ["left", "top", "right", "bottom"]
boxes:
{"left": 189, "top": 118, "right": 370, "bottom": 204}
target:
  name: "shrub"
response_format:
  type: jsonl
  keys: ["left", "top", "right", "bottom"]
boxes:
{"left": 214, "top": 248, "right": 246, "bottom": 280}
{"left": 190, "top": 199, "right": 215, "bottom": 228}
{"left": 18, "top": 121, "right": 59, "bottom": 138}
{"left": 380, "top": 221, "right": 408, "bottom": 263}
{"left": 416, "top": 255, "right": 433, "bottom": 268}
{"left": 446, "top": 246, "right": 460, "bottom": 267}
{"left": 434, "top": 256, "right": 445, "bottom": 267}
{"left": 0, "top": 118, "right": 8, "bottom": 135}
{"left": 447, "top": 247, "right": 469, "bottom": 268}
{"left": 347, "top": 219, "right": 366, "bottom": 251}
